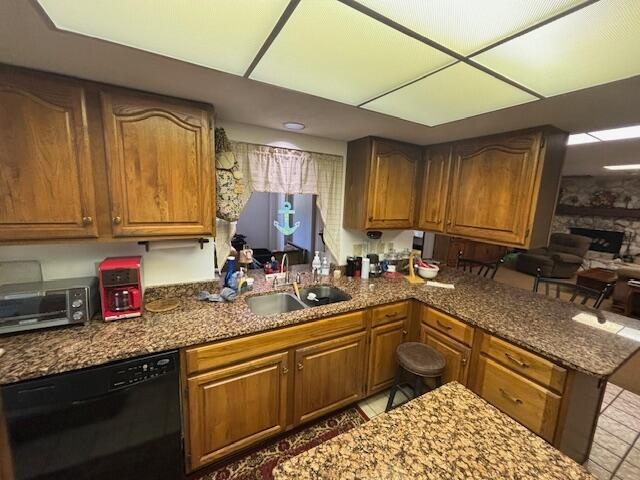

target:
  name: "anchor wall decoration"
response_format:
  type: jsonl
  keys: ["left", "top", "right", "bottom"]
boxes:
{"left": 274, "top": 201, "right": 301, "bottom": 236}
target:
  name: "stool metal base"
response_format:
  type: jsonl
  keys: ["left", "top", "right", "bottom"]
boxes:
{"left": 385, "top": 367, "right": 443, "bottom": 412}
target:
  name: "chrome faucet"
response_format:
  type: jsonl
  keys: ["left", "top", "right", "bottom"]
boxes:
{"left": 281, "top": 253, "right": 290, "bottom": 284}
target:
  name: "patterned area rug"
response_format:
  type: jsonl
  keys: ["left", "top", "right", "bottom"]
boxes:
{"left": 198, "top": 406, "right": 369, "bottom": 480}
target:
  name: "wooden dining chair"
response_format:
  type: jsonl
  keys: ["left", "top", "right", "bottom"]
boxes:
{"left": 456, "top": 251, "right": 504, "bottom": 279}
{"left": 533, "top": 268, "right": 613, "bottom": 309}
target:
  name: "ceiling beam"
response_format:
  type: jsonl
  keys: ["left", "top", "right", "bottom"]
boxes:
{"left": 244, "top": 0, "right": 301, "bottom": 78}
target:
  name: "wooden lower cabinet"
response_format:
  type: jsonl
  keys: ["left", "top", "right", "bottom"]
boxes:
{"left": 475, "top": 355, "right": 561, "bottom": 442}
{"left": 186, "top": 352, "right": 289, "bottom": 470}
{"left": 367, "top": 319, "right": 408, "bottom": 393}
{"left": 294, "top": 332, "right": 367, "bottom": 424}
{"left": 419, "top": 324, "right": 470, "bottom": 385}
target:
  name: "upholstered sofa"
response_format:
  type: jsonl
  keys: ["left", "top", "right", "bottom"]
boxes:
{"left": 516, "top": 233, "right": 592, "bottom": 278}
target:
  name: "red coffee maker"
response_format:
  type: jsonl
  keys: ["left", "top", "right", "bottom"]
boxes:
{"left": 98, "top": 256, "right": 143, "bottom": 321}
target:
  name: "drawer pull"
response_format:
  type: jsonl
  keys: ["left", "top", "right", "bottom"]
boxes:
{"left": 436, "top": 320, "right": 452, "bottom": 330}
{"left": 505, "top": 352, "right": 530, "bottom": 368}
{"left": 297, "top": 362, "right": 304, "bottom": 371}
{"left": 282, "top": 366, "right": 289, "bottom": 375}
{"left": 385, "top": 312, "right": 397, "bottom": 318}
{"left": 82, "top": 216, "right": 93, "bottom": 225}
{"left": 402, "top": 330, "right": 408, "bottom": 336}
{"left": 499, "top": 388, "right": 523, "bottom": 405}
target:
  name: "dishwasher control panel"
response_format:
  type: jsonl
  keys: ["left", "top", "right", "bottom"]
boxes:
{"left": 109, "top": 355, "right": 176, "bottom": 390}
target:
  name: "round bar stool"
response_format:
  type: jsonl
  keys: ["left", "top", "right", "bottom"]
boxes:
{"left": 385, "top": 342, "right": 445, "bottom": 412}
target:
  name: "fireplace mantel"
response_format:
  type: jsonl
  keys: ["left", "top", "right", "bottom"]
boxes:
{"left": 556, "top": 205, "right": 640, "bottom": 219}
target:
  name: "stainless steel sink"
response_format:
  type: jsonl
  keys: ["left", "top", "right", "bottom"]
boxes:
{"left": 299, "top": 286, "right": 351, "bottom": 307}
{"left": 245, "top": 292, "right": 306, "bottom": 316}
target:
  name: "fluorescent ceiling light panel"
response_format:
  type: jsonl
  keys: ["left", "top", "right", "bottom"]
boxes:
{"left": 590, "top": 125, "right": 640, "bottom": 141}
{"left": 567, "top": 133, "right": 601, "bottom": 145}
{"left": 361, "top": 63, "right": 536, "bottom": 126}
{"left": 604, "top": 164, "right": 640, "bottom": 170}
{"left": 250, "top": 0, "right": 454, "bottom": 106}
{"left": 473, "top": 0, "right": 640, "bottom": 97}
{"left": 355, "top": 0, "right": 584, "bottom": 55}
{"left": 36, "top": 0, "right": 289, "bottom": 75}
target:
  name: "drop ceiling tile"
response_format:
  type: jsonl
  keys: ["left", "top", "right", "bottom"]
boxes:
{"left": 355, "top": 0, "right": 585, "bottom": 55}
{"left": 250, "top": 0, "right": 455, "bottom": 106}
{"left": 362, "top": 63, "right": 537, "bottom": 126}
{"left": 37, "top": 0, "right": 289, "bottom": 75}
{"left": 474, "top": 0, "right": 640, "bottom": 97}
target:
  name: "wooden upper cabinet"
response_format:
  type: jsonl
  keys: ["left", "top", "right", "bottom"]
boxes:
{"left": 101, "top": 90, "right": 213, "bottom": 237}
{"left": 446, "top": 128, "right": 567, "bottom": 248}
{"left": 344, "top": 137, "right": 420, "bottom": 229}
{"left": 0, "top": 68, "right": 98, "bottom": 240}
{"left": 417, "top": 144, "right": 451, "bottom": 232}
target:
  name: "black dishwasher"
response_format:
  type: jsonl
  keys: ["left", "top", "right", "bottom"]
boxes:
{"left": 2, "top": 351, "right": 183, "bottom": 480}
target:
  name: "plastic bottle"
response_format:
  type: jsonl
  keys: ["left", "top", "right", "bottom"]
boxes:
{"left": 312, "top": 251, "right": 321, "bottom": 279}
{"left": 224, "top": 256, "right": 236, "bottom": 288}
{"left": 321, "top": 256, "right": 330, "bottom": 277}
{"left": 361, "top": 257, "right": 370, "bottom": 279}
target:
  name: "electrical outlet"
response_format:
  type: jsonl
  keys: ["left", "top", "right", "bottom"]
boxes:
{"left": 353, "top": 243, "right": 363, "bottom": 256}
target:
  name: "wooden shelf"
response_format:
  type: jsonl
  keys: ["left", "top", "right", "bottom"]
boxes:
{"left": 556, "top": 205, "right": 640, "bottom": 219}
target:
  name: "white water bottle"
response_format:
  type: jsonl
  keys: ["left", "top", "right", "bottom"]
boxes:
{"left": 361, "top": 257, "right": 370, "bottom": 279}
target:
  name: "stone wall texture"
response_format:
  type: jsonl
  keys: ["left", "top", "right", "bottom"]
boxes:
{"left": 552, "top": 175, "right": 640, "bottom": 257}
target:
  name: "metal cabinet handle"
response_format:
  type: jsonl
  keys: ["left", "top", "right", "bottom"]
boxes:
{"left": 499, "top": 388, "right": 523, "bottom": 405}
{"left": 436, "top": 320, "right": 452, "bottom": 330}
{"left": 402, "top": 330, "right": 408, "bottom": 336}
{"left": 282, "top": 366, "right": 289, "bottom": 375}
{"left": 504, "top": 352, "right": 530, "bottom": 368}
{"left": 447, "top": 219, "right": 452, "bottom": 226}
{"left": 113, "top": 216, "right": 122, "bottom": 225}
{"left": 461, "top": 355, "right": 467, "bottom": 366}
{"left": 297, "top": 362, "right": 304, "bottom": 371}
{"left": 82, "top": 216, "right": 93, "bottom": 226}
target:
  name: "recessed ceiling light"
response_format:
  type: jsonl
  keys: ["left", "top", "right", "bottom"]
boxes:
{"left": 590, "top": 125, "right": 640, "bottom": 142}
{"left": 603, "top": 164, "right": 640, "bottom": 171}
{"left": 567, "top": 133, "right": 601, "bottom": 145}
{"left": 283, "top": 122, "right": 305, "bottom": 130}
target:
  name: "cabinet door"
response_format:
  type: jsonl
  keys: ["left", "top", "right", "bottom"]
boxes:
{"left": 447, "top": 132, "right": 542, "bottom": 245}
{"left": 294, "top": 332, "right": 366, "bottom": 424}
{"left": 366, "top": 139, "right": 420, "bottom": 229}
{"left": 367, "top": 319, "right": 407, "bottom": 394}
{"left": 0, "top": 69, "right": 98, "bottom": 240}
{"left": 101, "top": 90, "right": 213, "bottom": 237}
{"left": 417, "top": 144, "right": 451, "bottom": 232}
{"left": 186, "top": 352, "right": 288, "bottom": 469}
{"left": 419, "top": 324, "right": 471, "bottom": 385}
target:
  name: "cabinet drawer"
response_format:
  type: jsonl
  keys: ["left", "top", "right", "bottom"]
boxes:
{"left": 372, "top": 301, "right": 409, "bottom": 326}
{"left": 185, "top": 310, "right": 366, "bottom": 375}
{"left": 422, "top": 307, "right": 474, "bottom": 346}
{"left": 477, "top": 356, "right": 561, "bottom": 442}
{"left": 481, "top": 334, "right": 566, "bottom": 393}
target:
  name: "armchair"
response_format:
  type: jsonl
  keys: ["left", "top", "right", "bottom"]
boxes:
{"left": 516, "top": 233, "right": 591, "bottom": 278}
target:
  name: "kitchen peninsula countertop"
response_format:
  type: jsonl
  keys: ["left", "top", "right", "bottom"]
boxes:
{"left": 1, "top": 268, "right": 639, "bottom": 384}
{"left": 272, "top": 382, "right": 595, "bottom": 480}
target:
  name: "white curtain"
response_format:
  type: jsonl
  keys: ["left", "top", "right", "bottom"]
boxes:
{"left": 215, "top": 142, "right": 344, "bottom": 268}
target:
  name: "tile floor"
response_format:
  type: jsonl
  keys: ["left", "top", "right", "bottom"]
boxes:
{"left": 587, "top": 383, "right": 640, "bottom": 480}
{"left": 358, "top": 383, "right": 640, "bottom": 480}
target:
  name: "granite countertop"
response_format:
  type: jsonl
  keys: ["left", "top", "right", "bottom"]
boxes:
{"left": 1, "top": 267, "right": 639, "bottom": 384}
{"left": 272, "top": 382, "right": 595, "bottom": 480}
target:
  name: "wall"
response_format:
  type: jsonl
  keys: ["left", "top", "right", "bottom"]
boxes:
{"left": 0, "top": 121, "right": 415, "bottom": 286}
{"left": 552, "top": 175, "right": 640, "bottom": 256}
